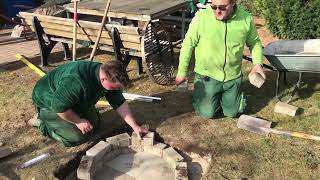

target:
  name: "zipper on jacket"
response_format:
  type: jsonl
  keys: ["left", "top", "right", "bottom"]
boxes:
{"left": 222, "top": 21, "right": 227, "bottom": 82}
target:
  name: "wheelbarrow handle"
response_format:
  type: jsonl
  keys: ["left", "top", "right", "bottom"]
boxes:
{"left": 242, "top": 55, "right": 276, "bottom": 71}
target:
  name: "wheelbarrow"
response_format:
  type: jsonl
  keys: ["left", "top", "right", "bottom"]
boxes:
{"left": 244, "top": 39, "right": 320, "bottom": 103}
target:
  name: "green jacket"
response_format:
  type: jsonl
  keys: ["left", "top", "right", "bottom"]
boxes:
{"left": 32, "top": 61, "right": 125, "bottom": 114}
{"left": 177, "top": 6, "right": 263, "bottom": 82}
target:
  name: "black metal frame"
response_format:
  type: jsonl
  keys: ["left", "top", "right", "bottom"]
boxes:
{"left": 33, "top": 16, "right": 71, "bottom": 66}
{"left": 110, "top": 27, "right": 143, "bottom": 75}
{"left": 243, "top": 55, "right": 304, "bottom": 103}
{"left": 276, "top": 71, "right": 303, "bottom": 103}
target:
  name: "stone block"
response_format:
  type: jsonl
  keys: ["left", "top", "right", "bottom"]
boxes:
{"left": 144, "top": 142, "right": 167, "bottom": 157}
{"left": 163, "top": 147, "right": 184, "bottom": 169}
{"left": 106, "top": 133, "right": 131, "bottom": 148}
{"left": 274, "top": 102, "right": 298, "bottom": 117}
{"left": 175, "top": 162, "right": 188, "bottom": 180}
{"left": 249, "top": 73, "right": 265, "bottom": 88}
{"left": 143, "top": 132, "right": 155, "bottom": 146}
{"left": 131, "top": 132, "right": 142, "bottom": 146}
{"left": 77, "top": 156, "right": 94, "bottom": 180}
{"left": 120, "top": 147, "right": 136, "bottom": 154}
{"left": 86, "top": 141, "right": 111, "bottom": 161}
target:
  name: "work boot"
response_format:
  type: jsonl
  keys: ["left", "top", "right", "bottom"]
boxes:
{"left": 28, "top": 114, "right": 39, "bottom": 127}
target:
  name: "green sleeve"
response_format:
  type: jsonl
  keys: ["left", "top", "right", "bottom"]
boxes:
{"left": 51, "top": 76, "right": 83, "bottom": 113}
{"left": 246, "top": 15, "right": 263, "bottom": 65}
{"left": 105, "top": 90, "right": 126, "bottom": 109}
{"left": 177, "top": 12, "right": 201, "bottom": 77}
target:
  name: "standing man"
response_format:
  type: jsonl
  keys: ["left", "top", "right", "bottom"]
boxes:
{"left": 31, "top": 60, "right": 148, "bottom": 147}
{"left": 176, "top": 0, "right": 266, "bottom": 119}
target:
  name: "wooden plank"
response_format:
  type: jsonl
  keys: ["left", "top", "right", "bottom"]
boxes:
{"left": 42, "top": 28, "right": 141, "bottom": 50}
{"left": 65, "top": 8, "right": 150, "bottom": 21}
{"left": 64, "top": 0, "right": 187, "bottom": 21}
{"left": 25, "top": 24, "right": 141, "bottom": 50}
{"left": 51, "top": 37, "right": 142, "bottom": 57}
{"left": 19, "top": 12, "right": 142, "bottom": 35}
{"left": 24, "top": 20, "right": 141, "bottom": 43}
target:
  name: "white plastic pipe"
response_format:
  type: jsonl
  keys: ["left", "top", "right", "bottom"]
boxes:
{"left": 20, "top": 153, "right": 50, "bottom": 168}
{"left": 122, "top": 93, "right": 161, "bottom": 101}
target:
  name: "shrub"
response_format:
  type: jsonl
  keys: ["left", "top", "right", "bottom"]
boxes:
{"left": 258, "top": 0, "right": 320, "bottom": 39}
{"left": 237, "top": 0, "right": 262, "bottom": 16}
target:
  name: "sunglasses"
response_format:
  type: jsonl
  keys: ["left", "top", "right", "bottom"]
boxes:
{"left": 211, "top": 4, "right": 229, "bottom": 11}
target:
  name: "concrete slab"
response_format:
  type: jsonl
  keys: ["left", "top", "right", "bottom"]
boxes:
{"left": 94, "top": 166, "right": 135, "bottom": 180}
{"left": 103, "top": 152, "right": 174, "bottom": 179}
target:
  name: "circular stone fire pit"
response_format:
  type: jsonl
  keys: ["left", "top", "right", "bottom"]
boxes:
{"left": 77, "top": 133, "right": 188, "bottom": 180}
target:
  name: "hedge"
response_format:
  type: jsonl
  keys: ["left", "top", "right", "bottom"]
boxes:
{"left": 258, "top": 0, "right": 320, "bottom": 39}
{"left": 237, "top": 0, "right": 261, "bottom": 16}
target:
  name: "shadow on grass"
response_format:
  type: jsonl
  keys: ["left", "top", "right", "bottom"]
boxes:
{"left": 0, "top": 131, "right": 56, "bottom": 180}
{"left": 242, "top": 69, "right": 319, "bottom": 114}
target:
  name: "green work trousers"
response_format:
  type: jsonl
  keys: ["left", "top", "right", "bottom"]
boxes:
{"left": 193, "top": 73, "right": 245, "bottom": 119}
{"left": 36, "top": 106, "right": 100, "bottom": 147}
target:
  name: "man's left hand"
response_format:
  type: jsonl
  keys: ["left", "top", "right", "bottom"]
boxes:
{"left": 250, "top": 64, "right": 266, "bottom": 79}
{"left": 132, "top": 125, "right": 149, "bottom": 139}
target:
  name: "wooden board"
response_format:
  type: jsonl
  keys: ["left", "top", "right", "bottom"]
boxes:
{"left": 64, "top": 0, "right": 188, "bottom": 21}
{"left": 51, "top": 37, "right": 142, "bottom": 57}
{"left": 20, "top": 12, "right": 142, "bottom": 35}
{"left": 24, "top": 20, "right": 141, "bottom": 43}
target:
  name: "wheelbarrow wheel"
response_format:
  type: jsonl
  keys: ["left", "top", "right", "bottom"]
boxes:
{"left": 142, "top": 20, "right": 176, "bottom": 85}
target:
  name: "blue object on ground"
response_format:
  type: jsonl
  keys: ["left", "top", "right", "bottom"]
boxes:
{"left": 3, "top": 0, "right": 34, "bottom": 18}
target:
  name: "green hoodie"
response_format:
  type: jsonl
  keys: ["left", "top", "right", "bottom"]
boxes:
{"left": 177, "top": 6, "right": 262, "bottom": 82}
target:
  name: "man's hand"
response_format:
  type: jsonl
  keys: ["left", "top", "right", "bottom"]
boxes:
{"left": 75, "top": 119, "right": 93, "bottom": 134}
{"left": 175, "top": 75, "right": 187, "bottom": 85}
{"left": 250, "top": 64, "right": 266, "bottom": 80}
{"left": 132, "top": 125, "right": 149, "bottom": 139}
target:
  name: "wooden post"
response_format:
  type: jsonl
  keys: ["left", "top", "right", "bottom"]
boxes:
{"left": 71, "top": 0, "right": 80, "bottom": 61}
{"left": 89, "top": 0, "right": 112, "bottom": 61}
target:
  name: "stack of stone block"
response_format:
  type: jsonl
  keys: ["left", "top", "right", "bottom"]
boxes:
{"left": 77, "top": 132, "right": 188, "bottom": 180}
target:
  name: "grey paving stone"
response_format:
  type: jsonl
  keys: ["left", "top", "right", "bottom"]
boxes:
{"left": 77, "top": 155, "right": 94, "bottom": 180}
{"left": 163, "top": 147, "right": 184, "bottom": 169}
{"left": 106, "top": 133, "right": 131, "bottom": 148}
{"left": 86, "top": 141, "right": 111, "bottom": 161}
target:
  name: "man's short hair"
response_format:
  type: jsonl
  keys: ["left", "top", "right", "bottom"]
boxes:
{"left": 101, "top": 60, "right": 130, "bottom": 87}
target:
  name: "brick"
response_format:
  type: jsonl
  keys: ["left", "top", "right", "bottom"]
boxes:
{"left": 131, "top": 132, "right": 142, "bottom": 146}
{"left": 249, "top": 73, "right": 265, "bottom": 88}
{"left": 86, "top": 141, "right": 111, "bottom": 161}
{"left": 175, "top": 162, "right": 188, "bottom": 180}
{"left": 106, "top": 133, "right": 131, "bottom": 148}
{"left": 77, "top": 156, "right": 94, "bottom": 180}
{"left": 274, "top": 102, "right": 298, "bottom": 117}
{"left": 163, "top": 147, "right": 184, "bottom": 169}
{"left": 143, "top": 132, "right": 155, "bottom": 146}
{"left": 128, "top": 145, "right": 144, "bottom": 152}
{"left": 143, "top": 142, "right": 167, "bottom": 157}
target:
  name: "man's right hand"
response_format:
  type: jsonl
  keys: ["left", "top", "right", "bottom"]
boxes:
{"left": 175, "top": 75, "right": 187, "bottom": 85}
{"left": 76, "top": 119, "right": 93, "bottom": 134}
